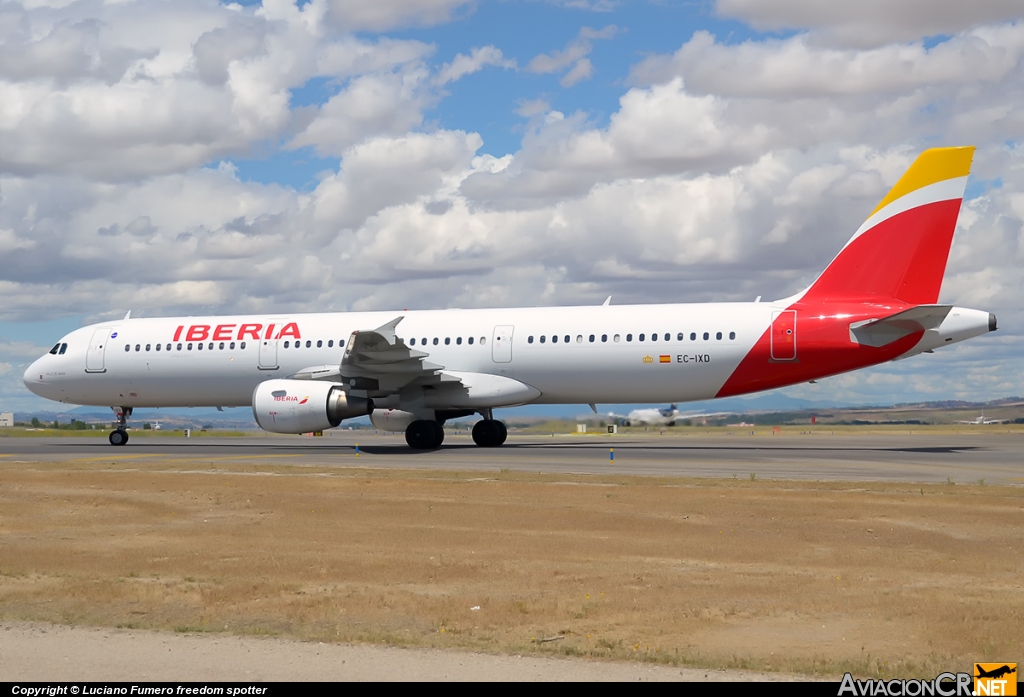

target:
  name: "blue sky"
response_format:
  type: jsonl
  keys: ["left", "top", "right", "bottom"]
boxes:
{"left": 232, "top": 0, "right": 774, "bottom": 188}
{"left": 1, "top": 0, "right": 1023, "bottom": 415}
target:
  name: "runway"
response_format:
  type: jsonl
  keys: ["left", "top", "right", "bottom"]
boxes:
{"left": 3, "top": 430, "right": 1023, "bottom": 484}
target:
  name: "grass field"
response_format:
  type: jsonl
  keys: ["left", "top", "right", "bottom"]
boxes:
{"left": 1, "top": 455, "right": 1022, "bottom": 678}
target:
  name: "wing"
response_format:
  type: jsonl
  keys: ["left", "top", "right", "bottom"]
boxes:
{"left": 291, "top": 316, "right": 460, "bottom": 397}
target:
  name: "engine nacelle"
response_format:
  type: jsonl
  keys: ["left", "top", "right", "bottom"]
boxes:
{"left": 369, "top": 408, "right": 420, "bottom": 432}
{"left": 252, "top": 379, "right": 372, "bottom": 434}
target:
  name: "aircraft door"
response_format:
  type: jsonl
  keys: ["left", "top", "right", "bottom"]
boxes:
{"left": 258, "top": 338, "right": 279, "bottom": 370}
{"left": 770, "top": 310, "right": 797, "bottom": 361}
{"left": 491, "top": 325, "right": 514, "bottom": 363}
{"left": 85, "top": 328, "right": 112, "bottom": 373}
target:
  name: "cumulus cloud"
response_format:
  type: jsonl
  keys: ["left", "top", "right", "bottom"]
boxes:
{"left": 435, "top": 46, "right": 516, "bottom": 85}
{"left": 0, "top": 0, "right": 444, "bottom": 179}
{"left": 716, "top": 0, "right": 1024, "bottom": 47}
{"left": 527, "top": 24, "right": 616, "bottom": 86}
{"left": 631, "top": 26, "right": 1024, "bottom": 97}
{"left": 3, "top": 1, "right": 1024, "bottom": 408}
{"left": 321, "top": 0, "right": 476, "bottom": 32}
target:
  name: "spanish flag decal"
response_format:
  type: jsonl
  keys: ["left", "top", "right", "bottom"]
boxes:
{"left": 659, "top": 355, "right": 671, "bottom": 363}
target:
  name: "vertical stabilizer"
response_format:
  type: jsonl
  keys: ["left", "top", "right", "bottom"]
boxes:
{"left": 799, "top": 147, "right": 974, "bottom": 305}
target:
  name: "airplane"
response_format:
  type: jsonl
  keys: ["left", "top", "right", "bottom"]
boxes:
{"left": 606, "top": 404, "right": 731, "bottom": 427}
{"left": 23, "top": 147, "right": 997, "bottom": 450}
{"left": 975, "top": 665, "right": 1016, "bottom": 680}
{"left": 956, "top": 414, "right": 1007, "bottom": 425}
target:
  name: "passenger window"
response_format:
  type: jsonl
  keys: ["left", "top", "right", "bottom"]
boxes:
{"left": 576, "top": 335, "right": 583, "bottom": 343}
{"left": 156, "top": 344, "right": 161, "bottom": 351}
{"left": 284, "top": 341, "right": 290, "bottom": 348}
{"left": 729, "top": 332, "right": 736, "bottom": 340}
{"left": 540, "top": 336, "right": 546, "bottom": 344}
{"left": 145, "top": 344, "right": 151, "bottom": 351}
{"left": 433, "top": 338, "right": 439, "bottom": 345}
{"left": 552, "top": 335, "right": 558, "bottom": 344}
{"left": 564, "top": 335, "right": 570, "bottom": 343}
{"left": 601, "top": 334, "right": 607, "bottom": 342}
{"left": 664, "top": 333, "right": 670, "bottom": 341}
{"left": 339, "top": 340, "right": 345, "bottom": 347}
{"left": 457, "top": 337, "right": 462, "bottom": 345}
{"left": 166, "top": 344, "right": 171, "bottom": 351}
{"left": 468, "top": 337, "right": 474, "bottom": 345}
{"left": 703, "top": 332, "right": 709, "bottom": 340}
{"left": 135, "top": 344, "right": 141, "bottom": 351}
{"left": 589, "top": 334, "right": 595, "bottom": 343}
{"left": 690, "top": 332, "right": 696, "bottom": 341}
{"left": 240, "top": 342, "right": 246, "bottom": 349}
{"left": 209, "top": 342, "right": 214, "bottom": 350}
{"left": 187, "top": 343, "right": 193, "bottom": 350}
{"left": 177, "top": 343, "right": 182, "bottom": 351}
{"left": 328, "top": 340, "right": 334, "bottom": 347}
{"left": 230, "top": 342, "right": 235, "bottom": 349}
{"left": 528, "top": 336, "right": 534, "bottom": 344}
{"left": 198, "top": 343, "right": 203, "bottom": 351}
{"left": 716, "top": 332, "right": 722, "bottom": 340}
{"left": 125, "top": 345, "right": 130, "bottom": 352}
{"left": 614, "top": 334, "right": 620, "bottom": 342}
{"left": 409, "top": 338, "right": 416, "bottom": 346}
{"left": 59, "top": 343, "right": 67, "bottom": 354}
{"left": 305, "top": 340, "right": 311, "bottom": 348}
{"left": 639, "top": 333, "right": 645, "bottom": 342}
{"left": 219, "top": 342, "right": 225, "bottom": 350}
{"left": 445, "top": 337, "right": 451, "bottom": 345}
{"left": 317, "top": 340, "right": 322, "bottom": 348}
{"left": 626, "top": 334, "right": 632, "bottom": 342}
{"left": 677, "top": 333, "right": 684, "bottom": 341}
{"left": 480, "top": 337, "right": 486, "bottom": 345}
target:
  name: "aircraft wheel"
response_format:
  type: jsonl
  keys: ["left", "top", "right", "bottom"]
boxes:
{"left": 109, "top": 429, "right": 129, "bottom": 446}
{"left": 406, "top": 420, "right": 443, "bottom": 450}
{"left": 472, "top": 420, "right": 506, "bottom": 447}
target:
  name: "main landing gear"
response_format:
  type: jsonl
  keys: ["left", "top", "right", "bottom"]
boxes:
{"left": 405, "top": 420, "right": 445, "bottom": 450}
{"left": 403, "top": 415, "right": 508, "bottom": 450}
{"left": 472, "top": 419, "right": 507, "bottom": 447}
{"left": 109, "top": 406, "right": 132, "bottom": 446}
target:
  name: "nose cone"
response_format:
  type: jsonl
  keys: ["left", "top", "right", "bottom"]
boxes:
{"left": 23, "top": 358, "right": 47, "bottom": 397}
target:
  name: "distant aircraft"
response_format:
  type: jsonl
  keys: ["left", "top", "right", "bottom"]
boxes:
{"left": 957, "top": 414, "right": 1007, "bottom": 424}
{"left": 607, "top": 404, "right": 731, "bottom": 427}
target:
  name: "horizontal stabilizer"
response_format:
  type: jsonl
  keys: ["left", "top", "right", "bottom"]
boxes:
{"left": 849, "top": 305, "right": 952, "bottom": 348}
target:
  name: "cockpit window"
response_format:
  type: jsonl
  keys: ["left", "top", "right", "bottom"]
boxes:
{"left": 49, "top": 343, "right": 61, "bottom": 355}
{"left": 58, "top": 343, "right": 67, "bottom": 355}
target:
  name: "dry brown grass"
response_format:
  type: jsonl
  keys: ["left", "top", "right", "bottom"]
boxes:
{"left": 1, "top": 458, "right": 1022, "bottom": 678}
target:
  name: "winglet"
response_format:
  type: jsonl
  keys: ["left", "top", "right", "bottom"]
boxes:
{"left": 602, "top": 296, "right": 611, "bottom": 306}
{"left": 372, "top": 316, "right": 404, "bottom": 344}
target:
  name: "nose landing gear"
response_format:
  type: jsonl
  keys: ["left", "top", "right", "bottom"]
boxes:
{"left": 109, "top": 406, "right": 132, "bottom": 446}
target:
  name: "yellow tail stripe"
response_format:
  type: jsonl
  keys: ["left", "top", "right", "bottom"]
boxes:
{"left": 870, "top": 146, "right": 974, "bottom": 217}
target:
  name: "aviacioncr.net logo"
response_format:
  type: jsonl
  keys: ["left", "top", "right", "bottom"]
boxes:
{"left": 839, "top": 672, "right": 974, "bottom": 696}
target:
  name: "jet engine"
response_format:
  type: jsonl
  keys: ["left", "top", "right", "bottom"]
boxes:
{"left": 369, "top": 408, "right": 419, "bottom": 432}
{"left": 252, "top": 379, "right": 372, "bottom": 434}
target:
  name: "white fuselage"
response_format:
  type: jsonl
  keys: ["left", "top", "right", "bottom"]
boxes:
{"left": 24, "top": 303, "right": 771, "bottom": 409}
